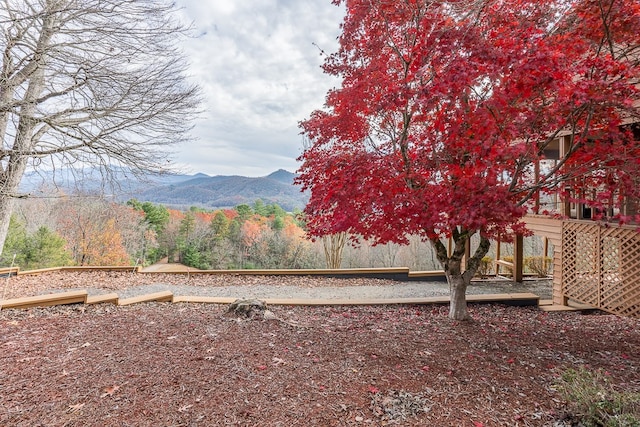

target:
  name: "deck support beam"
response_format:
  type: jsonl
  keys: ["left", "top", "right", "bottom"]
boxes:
{"left": 513, "top": 234, "right": 524, "bottom": 283}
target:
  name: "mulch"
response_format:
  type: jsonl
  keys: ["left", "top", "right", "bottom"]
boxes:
{"left": 1, "top": 297, "right": 638, "bottom": 426}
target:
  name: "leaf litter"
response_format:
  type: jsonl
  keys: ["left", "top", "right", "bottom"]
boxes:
{"left": 0, "top": 275, "right": 638, "bottom": 426}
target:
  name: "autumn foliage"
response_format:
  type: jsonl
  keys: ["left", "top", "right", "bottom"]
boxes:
{"left": 1, "top": 198, "right": 316, "bottom": 271}
{"left": 297, "top": 0, "right": 640, "bottom": 319}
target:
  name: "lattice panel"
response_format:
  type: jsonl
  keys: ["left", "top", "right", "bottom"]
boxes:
{"left": 603, "top": 227, "right": 640, "bottom": 318}
{"left": 562, "top": 223, "right": 600, "bottom": 307}
{"left": 562, "top": 221, "right": 640, "bottom": 319}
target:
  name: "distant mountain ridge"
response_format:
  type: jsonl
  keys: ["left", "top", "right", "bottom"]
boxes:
{"left": 20, "top": 168, "right": 308, "bottom": 212}
{"left": 135, "top": 169, "right": 307, "bottom": 211}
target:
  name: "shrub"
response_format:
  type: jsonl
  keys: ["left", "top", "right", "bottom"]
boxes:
{"left": 556, "top": 367, "right": 640, "bottom": 427}
{"left": 525, "top": 256, "right": 553, "bottom": 277}
{"left": 475, "top": 256, "right": 493, "bottom": 278}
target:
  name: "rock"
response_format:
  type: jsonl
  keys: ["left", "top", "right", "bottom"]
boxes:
{"left": 225, "top": 298, "right": 267, "bottom": 319}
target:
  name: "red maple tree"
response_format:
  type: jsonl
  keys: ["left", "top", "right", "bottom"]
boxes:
{"left": 297, "top": 0, "right": 640, "bottom": 319}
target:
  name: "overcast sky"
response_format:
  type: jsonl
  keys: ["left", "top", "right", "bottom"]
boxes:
{"left": 172, "top": 0, "right": 345, "bottom": 177}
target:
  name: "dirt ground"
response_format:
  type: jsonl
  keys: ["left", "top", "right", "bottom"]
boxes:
{"left": 0, "top": 273, "right": 638, "bottom": 426}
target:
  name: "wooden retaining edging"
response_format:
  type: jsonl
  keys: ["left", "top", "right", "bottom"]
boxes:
{"left": 18, "top": 266, "right": 142, "bottom": 276}
{"left": 260, "top": 292, "right": 539, "bottom": 307}
{"left": 172, "top": 296, "right": 238, "bottom": 304}
{"left": 407, "top": 270, "right": 447, "bottom": 281}
{"left": 0, "top": 267, "right": 20, "bottom": 277}
{"left": 12, "top": 265, "right": 452, "bottom": 282}
{"left": 118, "top": 290, "right": 174, "bottom": 306}
{"left": 141, "top": 267, "right": 418, "bottom": 281}
{"left": 86, "top": 293, "right": 119, "bottom": 305}
{"left": 1, "top": 291, "right": 540, "bottom": 309}
{"left": 14, "top": 266, "right": 436, "bottom": 281}
{"left": 538, "top": 299, "right": 598, "bottom": 313}
{"left": 0, "top": 290, "right": 88, "bottom": 309}
{"left": 173, "top": 294, "right": 539, "bottom": 307}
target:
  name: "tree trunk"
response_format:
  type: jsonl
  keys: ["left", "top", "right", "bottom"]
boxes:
{"left": 446, "top": 260, "right": 471, "bottom": 321}
{"left": 0, "top": 80, "right": 45, "bottom": 256}
{"left": 0, "top": 9, "right": 53, "bottom": 256}
{"left": 431, "top": 231, "right": 492, "bottom": 321}
{"left": 323, "top": 232, "right": 347, "bottom": 269}
{"left": 0, "top": 198, "right": 16, "bottom": 259}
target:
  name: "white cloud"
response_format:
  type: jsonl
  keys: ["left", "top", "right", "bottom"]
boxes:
{"left": 173, "top": 0, "right": 344, "bottom": 177}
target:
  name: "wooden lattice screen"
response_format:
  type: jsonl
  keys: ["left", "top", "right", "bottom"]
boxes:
{"left": 562, "top": 221, "right": 640, "bottom": 318}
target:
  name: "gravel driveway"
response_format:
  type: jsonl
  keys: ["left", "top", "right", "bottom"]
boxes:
{"left": 114, "top": 278, "right": 553, "bottom": 300}
{"left": 2, "top": 268, "right": 553, "bottom": 301}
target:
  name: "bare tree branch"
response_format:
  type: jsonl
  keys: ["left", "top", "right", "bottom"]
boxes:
{"left": 0, "top": 0, "right": 202, "bottom": 254}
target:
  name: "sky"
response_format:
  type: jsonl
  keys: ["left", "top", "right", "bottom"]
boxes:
{"left": 172, "top": 0, "right": 345, "bottom": 177}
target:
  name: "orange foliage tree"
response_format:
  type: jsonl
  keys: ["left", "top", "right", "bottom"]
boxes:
{"left": 55, "top": 199, "right": 133, "bottom": 266}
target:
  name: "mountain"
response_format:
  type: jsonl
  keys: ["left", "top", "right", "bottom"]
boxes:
{"left": 134, "top": 169, "right": 307, "bottom": 212}
{"left": 20, "top": 168, "right": 308, "bottom": 212}
{"left": 265, "top": 169, "right": 297, "bottom": 185}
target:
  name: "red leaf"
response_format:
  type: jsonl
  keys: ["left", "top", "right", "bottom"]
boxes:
{"left": 298, "top": 0, "right": 640, "bottom": 270}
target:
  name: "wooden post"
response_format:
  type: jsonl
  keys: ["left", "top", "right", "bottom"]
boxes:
{"left": 534, "top": 161, "right": 540, "bottom": 214}
{"left": 513, "top": 234, "right": 524, "bottom": 283}
{"left": 495, "top": 240, "right": 502, "bottom": 275}
{"left": 562, "top": 188, "right": 572, "bottom": 217}
{"left": 577, "top": 188, "right": 584, "bottom": 220}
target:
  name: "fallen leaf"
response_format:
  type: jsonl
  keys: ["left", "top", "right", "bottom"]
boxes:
{"left": 100, "top": 385, "right": 120, "bottom": 398}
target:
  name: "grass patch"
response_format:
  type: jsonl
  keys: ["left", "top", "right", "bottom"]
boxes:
{"left": 556, "top": 367, "right": 640, "bottom": 427}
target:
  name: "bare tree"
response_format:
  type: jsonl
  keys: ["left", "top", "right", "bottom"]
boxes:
{"left": 0, "top": 0, "right": 201, "bottom": 253}
{"left": 322, "top": 232, "right": 346, "bottom": 269}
